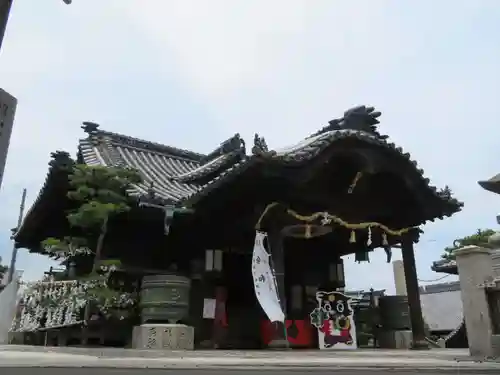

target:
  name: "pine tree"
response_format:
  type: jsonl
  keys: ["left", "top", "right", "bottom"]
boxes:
{"left": 441, "top": 229, "right": 496, "bottom": 260}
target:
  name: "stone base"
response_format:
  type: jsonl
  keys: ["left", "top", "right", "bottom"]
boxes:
{"left": 6, "top": 331, "right": 24, "bottom": 345}
{"left": 132, "top": 324, "right": 194, "bottom": 350}
{"left": 267, "top": 339, "right": 290, "bottom": 350}
{"left": 378, "top": 330, "right": 413, "bottom": 349}
{"left": 436, "top": 338, "right": 446, "bottom": 348}
{"left": 492, "top": 334, "right": 500, "bottom": 356}
{"left": 410, "top": 338, "right": 430, "bottom": 350}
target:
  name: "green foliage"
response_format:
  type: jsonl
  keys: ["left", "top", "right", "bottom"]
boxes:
{"left": 66, "top": 165, "right": 142, "bottom": 230}
{"left": 41, "top": 236, "right": 91, "bottom": 259}
{"left": 0, "top": 256, "right": 7, "bottom": 280}
{"left": 41, "top": 164, "right": 141, "bottom": 260}
{"left": 442, "top": 229, "right": 496, "bottom": 260}
{"left": 38, "top": 164, "right": 142, "bottom": 319}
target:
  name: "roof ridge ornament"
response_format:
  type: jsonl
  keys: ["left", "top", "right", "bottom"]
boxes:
{"left": 201, "top": 133, "right": 246, "bottom": 164}
{"left": 221, "top": 133, "right": 245, "bottom": 154}
{"left": 81, "top": 121, "right": 100, "bottom": 135}
{"left": 437, "top": 185, "right": 453, "bottom": 200}
{"left": 252, "top": 134, "right": 269, "bottom": 156}
{"left": 48, "top": 150, "right": 74, "bottom": 171}
{"left": 312, "top": 105, "right": 388, "bottom": 140}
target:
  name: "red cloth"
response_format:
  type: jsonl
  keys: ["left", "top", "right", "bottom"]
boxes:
{"left": 214, "top": 288, "right": 228, "bottom": 328}
{"left": 261, "top": 320, "right": 314, "bottom": 347}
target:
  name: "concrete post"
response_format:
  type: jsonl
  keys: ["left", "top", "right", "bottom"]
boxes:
{"left": 393, "top": 260, "right": 407, "bottom": 296}
{"left": 454, "top": 245, "right": 495, "bottom": 358}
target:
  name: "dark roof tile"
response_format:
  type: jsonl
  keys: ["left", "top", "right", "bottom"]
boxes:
{"left": 16, "top": 107, "right": 464, "bottom": 246}
{"left": 79, "top": 133, "right": 199, "bottom": 202}
{"left": 181, "top": 125, "right": 463, "bottom": 221}
{"left": 78, "top": 127, "right": 246, "bottom": 203}
{"left": 173, "top": 150, "right": 244, "bottom": 184}
{"left": 431, "top": 259, "right": 458, "bottom": 275}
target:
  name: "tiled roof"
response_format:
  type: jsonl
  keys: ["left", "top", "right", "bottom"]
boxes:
{"left": 272, "top": 129, "right": 462, "bottom": 220}
{"left": 77, "top": 123, "right": 246, "bottom": 204}
{"left": 431, "top": 259, "right": 458, "bottom": 275}
{"left": 13, "top": 151, "right": 74, "bottom": 246}
{"left": 34, "top": 106, "right": 464, "bottom": 219}
{"left": 432, "top": 250, "right": 500, "bottom": 275}
{"left": 13, "top": 126, "right": 246, "bottom": 245}
{"left": 180, "top": 106, "right": 464, "bottom": 222}
{"left": 14, "top": 105, "right": 464, "bottom": 247}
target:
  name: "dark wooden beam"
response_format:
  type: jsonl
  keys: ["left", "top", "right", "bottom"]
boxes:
{"left": 0, "top": 0, "right": 13, "bottom": 54}
{"left": 401, "top": 235, "right": 429, "bottom": 349}
{"left": 282, "top": 194, "right": 421, "bottom": 236}
{"left": 267, "top": 226, "right": 288, "bottom": 349}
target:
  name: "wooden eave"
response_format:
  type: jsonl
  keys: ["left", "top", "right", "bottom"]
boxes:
{"left": 431, "top": 259, "right": 458, "bottom": 275}
{"left": 14, "top": 126, "right": 250, "bottom": 249}
{"left": 478, "top": 173, "right": 500, "bottom": 195}
{"left": 16, "top": 108, "right": 464, "bottom": 249}
{"left": 14, "top": 159, "right": 72, "bottom": 250}
{"left": 180, "top": 128, "right": 464, "bottom": 226}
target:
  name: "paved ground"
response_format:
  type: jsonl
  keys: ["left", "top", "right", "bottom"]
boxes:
{"left": 0, "top": 369, "right": 497, "bottom": 375}
{"left": 0, "top": 346, "right": 499, "bottom": 371}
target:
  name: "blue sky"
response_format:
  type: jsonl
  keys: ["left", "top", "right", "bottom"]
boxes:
{"left": 0, "top": 0, "right": 499, "bottom": 293}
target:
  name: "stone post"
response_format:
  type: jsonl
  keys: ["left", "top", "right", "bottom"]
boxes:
{"left": 392, "top": 260, "right": 407, "bottom": 296}
{"left": 454, "top": 245, "right": 495, "bottom": 358}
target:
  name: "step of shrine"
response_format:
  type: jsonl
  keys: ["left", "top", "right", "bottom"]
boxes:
{"left": 0, "top": 346, "right": 499, "bottom": 370}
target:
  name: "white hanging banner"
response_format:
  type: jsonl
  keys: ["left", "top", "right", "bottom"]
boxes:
{"left": 251, "top": 231, "right": 285, "bottom": 323}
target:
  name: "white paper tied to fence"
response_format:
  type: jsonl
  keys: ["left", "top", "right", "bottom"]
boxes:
{"left": 251, "top": 231, "right": 285, "bottom": 323}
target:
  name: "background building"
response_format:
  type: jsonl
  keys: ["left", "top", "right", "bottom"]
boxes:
{"left": 0, "top": 88, "right": 17, "bottom": 190}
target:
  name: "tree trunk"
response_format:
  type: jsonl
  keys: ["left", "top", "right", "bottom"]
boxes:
{"left": 82, "top": 217, "right": 108, "bottom": 346}
{"left": 92, "top": 217, "right": 108, "bottom": 272}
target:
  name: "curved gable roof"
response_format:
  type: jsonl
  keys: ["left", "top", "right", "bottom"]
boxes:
{"left": 14, "top": 106, "right": 464, "bottom": 249}
{"left": 180, "top": 106, "right": 464, "bottom": 226}
{"left": 14, "top": 125, "right": 245, "bottom": 247}
{"left": 77, "top": 123, "right": 245, "bottom": 204}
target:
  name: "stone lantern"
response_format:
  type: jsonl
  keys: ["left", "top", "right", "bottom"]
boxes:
{"left": 478, "top": 174, "right": 500, "bottom": 249}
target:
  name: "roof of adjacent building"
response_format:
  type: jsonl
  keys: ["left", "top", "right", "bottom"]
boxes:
{"left": 431, "top": 258, "right": 458, "bottom": 275}
{"left": 14, "top": 105, "right": 464, "bottom": 246}
{"left": 432, "top": 249, "right": 500, "bottom": 275}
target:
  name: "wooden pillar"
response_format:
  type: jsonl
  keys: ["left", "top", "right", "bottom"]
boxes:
{"left": 213, "top": 286, "right": 228, "bottom": 348}
{"left": 200, "top": 250, "right": 223, "bottom": 348}
{"left": 198, "top": 271, "right": 215, "bottom": 348}
{"left": 267, "top": 228, "right": 288, "bottom": 349}
{"left": 401, "top": 235, "right": 429, "bottom": 349}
